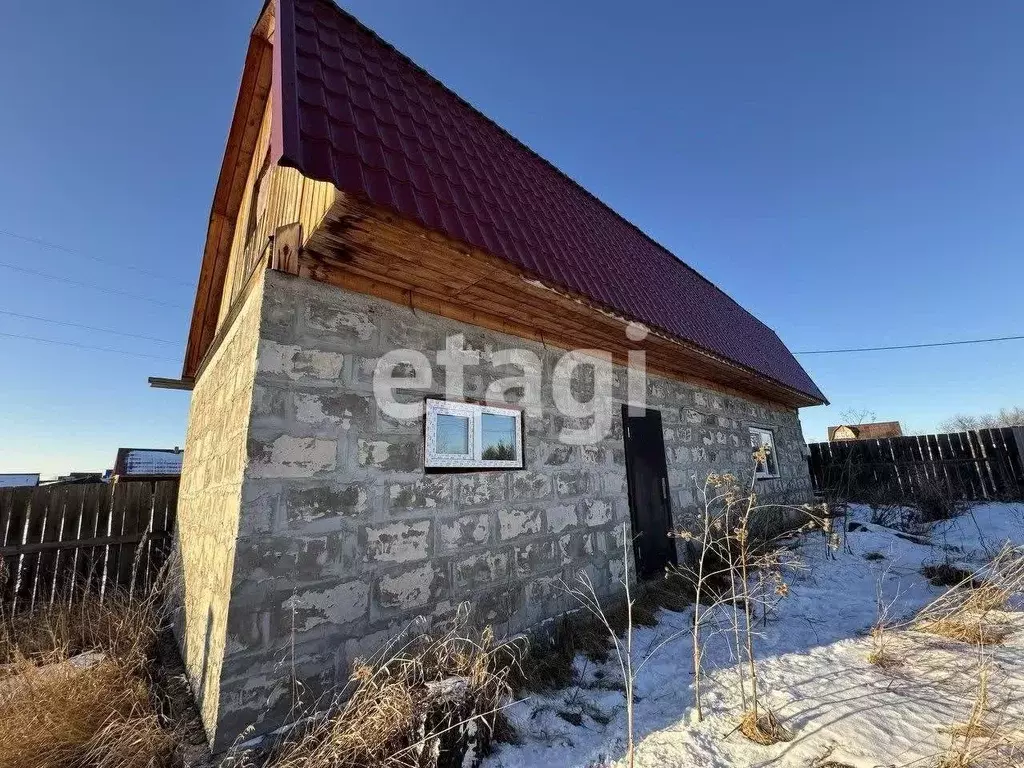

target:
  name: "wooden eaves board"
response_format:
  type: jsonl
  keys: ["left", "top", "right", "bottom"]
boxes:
{"left": 302, "top": 192, "right": 822, "bottom": 410}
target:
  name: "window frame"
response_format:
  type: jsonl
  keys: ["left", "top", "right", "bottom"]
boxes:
{"left": 749, "top": 426, "right": 780, "bottom": 480}
{"left": 424, "top": 398, "right": 525, "bottom": 471}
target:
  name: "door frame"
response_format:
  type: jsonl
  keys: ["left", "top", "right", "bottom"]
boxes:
{"left": 621, "top": 404, "right": 677, "bottom": 579}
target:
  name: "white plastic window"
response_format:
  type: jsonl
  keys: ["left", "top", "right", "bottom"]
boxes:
{"left": 425, "top": 398, "right": 523, "bottom": 470}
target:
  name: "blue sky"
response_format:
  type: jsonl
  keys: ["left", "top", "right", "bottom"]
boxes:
{"left": 1, "top": 1, "right": 1022, "bottom": 476}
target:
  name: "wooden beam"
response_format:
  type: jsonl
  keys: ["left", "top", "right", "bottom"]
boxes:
{"left": 148, "top": 377, "right": 194, "bottom": 391}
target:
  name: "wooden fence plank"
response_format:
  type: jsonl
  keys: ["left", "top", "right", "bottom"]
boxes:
{"left": 116, "top": 481, "right": 147, "bottom": 594}
{"left": 1004, "top": 427, "right": 1024, "bottom": 497}
{"left": 33, "top": 485, "right": 67, "bottom": 610}
{"left": 15, "top": 489, "right": 49, "bottom": 613}
{"left": 0, "top": 488, "right": 31, "bottom": 603}
{"left": 52, "top": 485, "right": 85, "bottom": 602}
{"left": 75, "top": 484, "right": 104, "bottom": 595}
{"left": 102, "top": 483, "right": 129, "bottom": 599}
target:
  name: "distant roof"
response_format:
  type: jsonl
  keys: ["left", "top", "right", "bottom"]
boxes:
{"left": 0, "top": 473, "right": 40, "bottom": 488}
{"left": 266, "top": 0, "right": 825, "bottom": 404}
{"left": 113, "top": 448, "right": 184, "bottom": 477}
{"left": 828, "top": 422, "right": 904, "bottom": 441}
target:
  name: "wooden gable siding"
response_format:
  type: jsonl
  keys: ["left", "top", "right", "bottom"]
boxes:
{"left": 215, "top": 98, "right": 336, "bottom": 332}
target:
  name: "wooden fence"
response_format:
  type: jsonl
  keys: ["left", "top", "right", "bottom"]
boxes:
{"left": 0, "top": 478, "right": 178, "bottom": 613}
{"left": 808, "top": 427, "right": 1024, "bottom": 502}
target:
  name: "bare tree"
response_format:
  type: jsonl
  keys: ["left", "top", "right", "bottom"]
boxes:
{"left": 939, "top": 406, "right": 1024, "bottom": 433}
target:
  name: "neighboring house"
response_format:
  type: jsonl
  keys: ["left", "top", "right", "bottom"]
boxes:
{"left": 173, "top": 0, "right": 826, "bottom": 748}
{"left": 112, "top": 447, "right": 184, "bottom": 479}
{"left": 828, "top": 422, "right": 903, "bottom": 441}
{"left": 0, "top": 473, "right": 40, "bottom": 488}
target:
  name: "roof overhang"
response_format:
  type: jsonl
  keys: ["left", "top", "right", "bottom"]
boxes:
{"left": 181, "top": 2, "right": 275, "bottom": 381}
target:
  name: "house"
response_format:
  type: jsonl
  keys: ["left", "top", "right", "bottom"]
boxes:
{"left": 112, "top": 447, "right": 184, "bottom": 479}
{"left": 828, "top": 421, "right": 903, "bottom": 441}
{"left": 0, "top": 473, "right": 40, "bottom": 488}
{"left": 172, "top": 0, "right": 826, "bottom": 748}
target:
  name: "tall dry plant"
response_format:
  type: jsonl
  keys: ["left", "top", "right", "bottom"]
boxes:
{"left": 564, "top": 522, "right": 639, "bottom": 768}
{"left": 563, "top": 522, "right": 704, "bottom": 767}
{"left": 673, "top": 456, "right": 823, "bottom": 742}
{"left": 867, "top": 557, "right": 907, "bottom": 669}
{"left": 937, "top": 651, "right": 1021, "bottom": 768}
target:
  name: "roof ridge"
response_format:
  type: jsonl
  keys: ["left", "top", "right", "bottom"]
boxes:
{"left": 315, "top": 0, "right": 779, "bottom": 339}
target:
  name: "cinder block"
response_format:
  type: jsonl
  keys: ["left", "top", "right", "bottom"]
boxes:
{"left": 364, "top": 520, "right": 432, "bottom": 564}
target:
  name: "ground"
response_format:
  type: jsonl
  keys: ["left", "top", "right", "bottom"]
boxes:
{"left": 486, "top": 502, "right": 1024, "bottom": 768}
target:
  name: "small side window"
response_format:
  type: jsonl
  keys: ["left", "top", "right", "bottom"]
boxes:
{"left": 425, "top": 398, "right": 523, "bottom": 470}
{"left": 749, "top": 427, "right": 779, "bottom": 479}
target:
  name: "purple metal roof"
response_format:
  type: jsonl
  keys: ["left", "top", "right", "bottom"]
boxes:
{"left": 272, "top": 0, "right": 825, "bottom": 403}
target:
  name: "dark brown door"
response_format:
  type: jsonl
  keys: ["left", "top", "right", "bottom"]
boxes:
{"left": 622, "top": 406, "right": 676, "bottom": 579}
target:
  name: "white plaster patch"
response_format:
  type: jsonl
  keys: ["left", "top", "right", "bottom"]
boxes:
{"left": 438, "top": 513, "right": 490, "bottom": 552}
{"left": 457, "top": 474, "right": 505, "bottom": 507}
{"left": 294, "top": 392, "right": 366, "bottom": 430}
{"left": 546, "top": 504, "right": 578, "bottom": 534}
{"left": 283, "top": 580, "right": 369, "bottom": 631}
{"left": 249, "top": 436, "right": 336, "bottom": 478}
{"left": 557, "top": 533, "right": 573, "bottom": 565}
{"left": 581, "top": 498, "right": 612, "bottom": 527}
{"left": 307, "top": 305, "right": 376, "bottom": 340}
{"left": 365, "top": 520, "right": 431, "bottom": 563}
{"left": 257, "top": 340, "right": 343, "bottom": 381}
{"left": 358, "top": 440, "right": 391, "bottom": 466}
{"left": 378, "top": 563, "right": 434, "bottom": 610}
{"left": 497, "top": 507, "right": 542, "bottom": 540}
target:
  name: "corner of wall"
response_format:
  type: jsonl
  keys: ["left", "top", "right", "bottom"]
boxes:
{"left": 174, "top": 270, "right": 267, "bottom": 748}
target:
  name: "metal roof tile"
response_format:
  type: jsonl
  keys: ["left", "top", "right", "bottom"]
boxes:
{"left": 273, "top": 0, "right": 825, "bottom": 403}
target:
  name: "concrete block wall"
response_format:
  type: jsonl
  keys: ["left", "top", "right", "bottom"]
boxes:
{"left": 174, "top": 274, "right": 266, "bottom": 735}
{"left": 189, "top": 269, "right": 812, "bottom": 747}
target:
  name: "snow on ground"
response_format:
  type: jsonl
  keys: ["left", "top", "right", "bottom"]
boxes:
{"left": 487, "top": 502, "right": 1024, "bottom": 768}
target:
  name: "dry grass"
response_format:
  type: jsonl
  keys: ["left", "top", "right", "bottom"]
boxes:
{"left": 963, "top": 583, "right": 1011, "bottom": 613}
{"left": 915, "top": 616, "right": 1011, "bottom": 646}
{"left": 0, "top": 591, "right": 176, "bottom": 768}
{"left": 0, "top": 592, "right": 161, "bottom": 667}
{"left": 910, "top": 544, "right": 1024, "bottom": 648}
{"left": 867, "top": 648, "right": 904, "bottom": 670}
{"left": 266, "top": 610, "right": 522, "bottom": 768}
{"left": 738, "top": 708, "right": 793, "bottom": 746}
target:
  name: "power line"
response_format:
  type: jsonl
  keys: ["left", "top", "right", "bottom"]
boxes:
{"left": 0, "top": 309, "right": 178, "bottom": 345}
{"left": 0, "top": 330, "right": 180, "bottom": 361}
{"left": 796, "top": 333, "right": 1024, "bottom": 355}
{"left": 0, "top": 262, "right": 188, "bottom": 310}
{"left": 0, "top": 228, "right": 193, "bottom": 286}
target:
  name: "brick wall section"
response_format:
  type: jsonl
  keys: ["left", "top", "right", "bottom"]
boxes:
{"left": 174, "top": 274, "right": 265, "bottom": 736}
{"left": 198, "top": 269, "right": 811, "bottom": 747}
